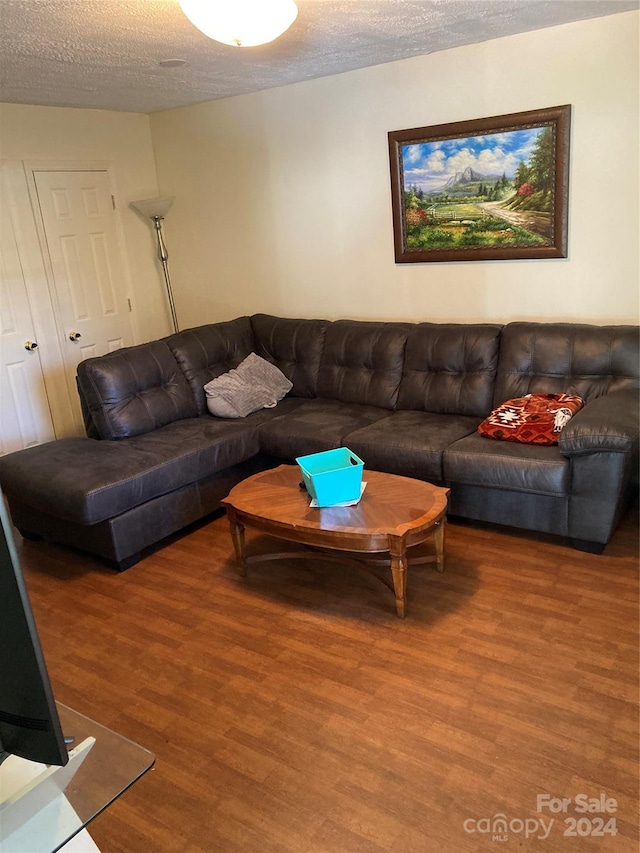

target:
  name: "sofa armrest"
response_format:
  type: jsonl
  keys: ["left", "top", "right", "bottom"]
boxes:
{"left": 559, "top": 389, "right": 639, "bottom": 456}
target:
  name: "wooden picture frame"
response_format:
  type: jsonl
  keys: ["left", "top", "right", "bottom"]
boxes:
{"left": 388, "top": 105, "right": 571, "bottom": 263}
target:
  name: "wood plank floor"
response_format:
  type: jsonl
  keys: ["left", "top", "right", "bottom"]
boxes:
{"left": 15, "top": 503, "right": 639, "bottom": 852}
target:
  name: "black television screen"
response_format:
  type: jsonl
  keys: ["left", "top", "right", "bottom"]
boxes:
{"left": 0, "top": 491, "right": 68, "bottom": 767}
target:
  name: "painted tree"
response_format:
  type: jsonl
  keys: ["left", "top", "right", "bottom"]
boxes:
{"left": 514, "top": 160, "right": 531, "bottom": 190}
{"left": 404, "top": 186, "right": 420, "bottom": 208}
{"left": 529, "top": 127, "right": 555, "bottom": 197}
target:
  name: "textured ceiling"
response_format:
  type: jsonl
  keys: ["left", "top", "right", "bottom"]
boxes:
{"left": 0, "top": 0, "right": 637, "bottom": 114}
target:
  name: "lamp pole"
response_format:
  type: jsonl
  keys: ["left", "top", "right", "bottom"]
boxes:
{"left": 151, "top": 215, "right": 179, "bottom": 333}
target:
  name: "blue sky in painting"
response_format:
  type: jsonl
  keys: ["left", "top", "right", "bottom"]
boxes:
{"left": 403, "top": 126, "right": 544, "bottom": 193}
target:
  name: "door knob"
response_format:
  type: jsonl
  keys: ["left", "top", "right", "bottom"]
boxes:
{"left": 24, "top": 341, "right": 39, "bottom": 351}
{"left": 69, "top": 332, "right": 82, "bottom": 341}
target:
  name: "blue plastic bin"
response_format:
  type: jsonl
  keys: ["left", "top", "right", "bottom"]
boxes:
{"left": 295, "top": 447, "right": 364, "bottom": 507}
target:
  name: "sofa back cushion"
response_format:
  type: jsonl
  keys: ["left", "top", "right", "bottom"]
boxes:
{"left": 398, "top": 323, "right": 502, "bottom": 417}
{"left": 251, "top": 314, "right": 329, "bottom": 398}
{"left": 76, "top": 340, "right": 198, "bottom": 439}
{"left": 317, "top": 320, "right": 410, "bottom": 409}
{"left": 165, "top": 317, "right": 256, "bottom": 414}
{"left": 495, "top": 323, "right": 640, "bottom": 405}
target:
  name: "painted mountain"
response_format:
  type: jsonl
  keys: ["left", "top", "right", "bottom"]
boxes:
{"left": 436, "top": 166, "right": 502, "bottom": 194}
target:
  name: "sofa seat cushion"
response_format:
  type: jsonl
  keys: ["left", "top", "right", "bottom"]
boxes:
{"left": 443, "top": 433, "right": 570, "bottom": 496}
{"left": 0, "top": 416, "right": 261, "bottom": 526}
{"left": 344, "top": 411, "right": 481, "bottom": 482}
{"left": 258, "top": 398, "right": 392, "bottom": 460}
{"left": 229, "top": 396, "right": 307, "bottom": 425}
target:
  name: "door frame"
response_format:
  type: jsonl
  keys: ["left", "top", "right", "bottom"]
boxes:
{"left": 22, "top": 160, "right": 140, "bottom": 434}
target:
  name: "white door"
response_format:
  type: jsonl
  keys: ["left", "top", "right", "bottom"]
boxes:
{"left": 32, "top": 169, "right": 135, "bottom": 432}
{"left": 0, "top": 192, "right": 56, "bottom": 455}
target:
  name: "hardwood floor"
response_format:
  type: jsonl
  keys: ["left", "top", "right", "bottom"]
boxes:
{"left": 16, "top": 504, "right": 639, "bottom": 852}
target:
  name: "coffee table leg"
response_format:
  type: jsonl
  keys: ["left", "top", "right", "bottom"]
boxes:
{"left": 389, "top": 541, "right": 407, "bottom": 618}
{"left": 226, "top": 509, "right": 247, "bottom": 577}
{"left": 434, "top": 516, "right": 446, "bottom": 573}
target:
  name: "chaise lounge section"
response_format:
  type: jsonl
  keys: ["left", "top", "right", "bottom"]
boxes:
{"left": 0, "top": 314, "right": 637, "bottom": 569}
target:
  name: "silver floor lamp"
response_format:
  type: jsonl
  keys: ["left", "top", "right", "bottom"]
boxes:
{"left": 131, "top": 196, "right": 180, "bottom": 333}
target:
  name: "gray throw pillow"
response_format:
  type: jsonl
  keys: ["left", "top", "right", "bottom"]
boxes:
{"left": 204, "top": 352, "right": 293, "bottom": 418}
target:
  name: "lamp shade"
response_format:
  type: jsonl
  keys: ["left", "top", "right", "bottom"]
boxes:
{"left": 179, "top": 0, "right": 298, "bottom": 47}
{"left": 130, "top": 197, "right": 174, "bottom": 219}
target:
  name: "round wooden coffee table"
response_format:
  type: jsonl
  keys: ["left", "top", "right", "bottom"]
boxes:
{"left": 221, "top": 464, "right": 449, "bottom": 618}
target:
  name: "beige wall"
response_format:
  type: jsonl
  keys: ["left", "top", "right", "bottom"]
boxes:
{"left": 151, "top": 11, "right": 639, "bottom": 328}
{"left": 0, "top": 104, "right": 172, "bottom": 340}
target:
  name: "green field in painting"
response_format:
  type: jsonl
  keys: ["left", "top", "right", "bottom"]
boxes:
{"left": 405, "top": 211, "right": 546, "bottom": 249}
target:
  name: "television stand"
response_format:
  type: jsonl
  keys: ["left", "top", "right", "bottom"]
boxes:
{"left": 0, "top": 704, "right": 154, "bottom": 853}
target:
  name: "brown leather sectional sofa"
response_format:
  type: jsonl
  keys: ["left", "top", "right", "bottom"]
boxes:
{"left": 0, "top": 314, "right": 637, "bottom": 569}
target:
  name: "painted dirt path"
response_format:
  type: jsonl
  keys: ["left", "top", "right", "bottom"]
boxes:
{"left": 478, "top": 200, "right": 551, "bottom": 239}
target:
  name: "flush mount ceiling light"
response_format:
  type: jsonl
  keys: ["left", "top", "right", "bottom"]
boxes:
{"left": 179, "top": 0, "right": 298, "bottom": 47}
{"left": 158, "top": 58, "right": 187, "bottom": 68}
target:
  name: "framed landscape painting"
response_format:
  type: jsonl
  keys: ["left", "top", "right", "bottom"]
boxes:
{"left": 388, "top": 105, "right": 571, "bottom": 263}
